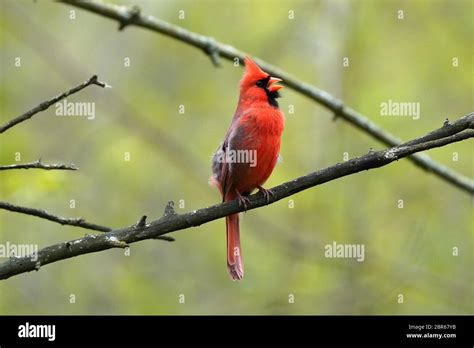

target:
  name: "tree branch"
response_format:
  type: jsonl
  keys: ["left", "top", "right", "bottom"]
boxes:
{"left": 58, "top": 0, "right": 474, "bottom": 194}
{"left": 0, "top": 75, "right": 107, "bottom": 134}
{"left": 1, "top": 114, "right": 471, "bottom": 280}
{"left": 0, "top": 201, "right": 175, "bottom": 242}
{"left": 0, "top": 201, "right": 110, "bottom": 232}
{"left": 0, "top": 159, "right": 78, "bottom": 171}
{"left": 0, "top": 72, "right": 173, "bottom": 243}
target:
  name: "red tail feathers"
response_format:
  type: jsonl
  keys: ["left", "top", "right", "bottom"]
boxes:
{"left": 226, "top": 213, "right": 243, "bottom": 280}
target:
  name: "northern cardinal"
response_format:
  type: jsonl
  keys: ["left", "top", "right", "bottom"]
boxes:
{"left": 211, "top": 57, "right": 285, "bottom": 280}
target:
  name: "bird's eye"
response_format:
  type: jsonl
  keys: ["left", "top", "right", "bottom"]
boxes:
{"left": 256, "top": 79, "right": 266, "bottom": 88}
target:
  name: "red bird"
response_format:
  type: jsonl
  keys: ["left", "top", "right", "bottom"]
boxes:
{"left": 211, "top": 57, "right": 285, "bottom": 280}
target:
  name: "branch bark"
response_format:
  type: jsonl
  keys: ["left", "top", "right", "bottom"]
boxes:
{"left": 1, "top": 114, "right": 471, "bottom": 280}
{"left": 0, "top": 159, "right": 78, "bottom": 171}
{"left": 58, "top": 0, "right": 474, "bottom": 194}
{"left": 0, "top": 75, "right": 107, "bottom": 133}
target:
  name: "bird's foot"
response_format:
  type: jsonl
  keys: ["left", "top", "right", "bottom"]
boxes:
{"left": 235, "top": 190, "right": 251, "bottom": 211}
{"left": 257, "top": 185, "right": 274, "bottom": 204}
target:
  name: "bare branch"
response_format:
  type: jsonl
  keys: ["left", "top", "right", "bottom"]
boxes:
{"left": 0, "top": 72, "right": 174, "bottom": 243}
{"left": 0, "top": 201, "right": 175, "bottom": 242}
{"left": 403, "top": 114, "right": 474, "bottom": 146}
{"left": 1, "top": 114, "right": 471, "bottom": 280}
{"left": 0, "top": 75, "right": 107, "bottom": 134}
{"left": 0, "top": 159, "right": 78, "bottom": 171}
{"left": 58, "top": 0, "right": 474, "bottom": 194}
{"left": 0, "top": 201, "right": 110, "bottom": 232}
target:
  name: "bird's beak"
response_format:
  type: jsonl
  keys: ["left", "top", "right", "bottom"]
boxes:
{"left": 267, "top": 77, "right": 283, "bottom": 93}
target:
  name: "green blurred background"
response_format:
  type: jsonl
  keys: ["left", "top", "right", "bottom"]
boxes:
{"left": 0, "top": 0, "right": 472, "bottom": 314}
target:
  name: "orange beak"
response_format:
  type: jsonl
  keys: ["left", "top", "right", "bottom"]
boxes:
{"left": 267, "top": 77, "right": 283, "bottom": 93}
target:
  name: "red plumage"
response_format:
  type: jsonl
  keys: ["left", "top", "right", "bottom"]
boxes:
{"left": 211, "top": 57, "right": 285, "bottom": 280}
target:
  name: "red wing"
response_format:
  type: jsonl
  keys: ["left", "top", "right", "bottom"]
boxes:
{"left": 222, "top": 114, "right": 261, "bottom": 197}
{"left": 212, "top": 111, "right": 259, "bottom": 200}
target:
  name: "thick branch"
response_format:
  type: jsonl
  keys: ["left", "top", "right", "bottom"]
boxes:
{"left": 0, "top": 115, "right": 471, "bottom": 280}
{"left": 0, "top": 159, "right": 78, "bottom": 171}
{"left": 0, "top": 75, "right": 107, "bottom": 133}
{"left": 58, "top": 0, "right": 474, "bottom": 194}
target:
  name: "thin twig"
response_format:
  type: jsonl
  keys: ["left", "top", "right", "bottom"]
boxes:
{"left": 0, "top": 75, "right": 107, "bottom": 133}
{"left": 1, "top": 114, "right": 471, "bottom": 280}
{"left": 0, "top": 201, "right": 175, "bottom": 242}
{"left": 0, "top": 201, "right": 110, "bottom": 232}
{"left": 0, "top": 159, "right": 78, "bottom": 171}
{"left": 58, "top": 0, "right": 474, "bottom": 194}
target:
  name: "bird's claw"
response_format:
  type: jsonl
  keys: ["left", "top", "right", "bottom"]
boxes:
{"left": 238, "top": 196, "right": 250, "bottom": 211}
{"left": 257, "top": 186, "right": 274, "bottom": 204}
{"left": 236, "top": 191, "right": 251, "bottom": 211}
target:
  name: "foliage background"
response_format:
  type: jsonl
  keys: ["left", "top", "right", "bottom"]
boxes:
{"left": 0, "top": 0, "right": 472, "bottom": 314}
